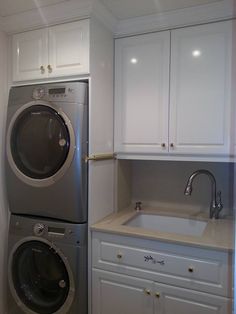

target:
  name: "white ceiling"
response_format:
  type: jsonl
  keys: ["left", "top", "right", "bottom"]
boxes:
{"left": 0, "top": 0, "right": 69, "bottom": 17}
{"left": 0, "top": 0, "right": 224, "bottom": 19}
{"left": 100, "top": 0, "right": 223, "bottom": 20}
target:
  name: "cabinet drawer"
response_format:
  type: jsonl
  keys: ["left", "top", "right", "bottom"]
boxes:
{"left": 92, "top": 232, "right": 232, "bottom": 297}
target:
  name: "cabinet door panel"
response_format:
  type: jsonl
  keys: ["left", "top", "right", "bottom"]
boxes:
{"left": 48, "top": 20, "right": 89, "bottom": 77}
{"left": 92, "top": 269, "right": 154, "bottom": 314}
{"left": 169, "top": 21, "right": 232, "bottom": 155}
{"left": 115, "top": 31, "right": 170, "bottom": 154}
{"left": 12, "top": 29, "right": 48, "bottom": 81}
{"left": 155, "top": 283, "right": 232, "bottom": 314}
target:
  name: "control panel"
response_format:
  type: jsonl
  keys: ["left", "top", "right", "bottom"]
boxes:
{"left": 31, "top": 82, "right": 87, "bottom": 104}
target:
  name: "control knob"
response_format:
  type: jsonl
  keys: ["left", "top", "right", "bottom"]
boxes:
{"left": 33, "top": 223, "right": 45, "bottom": 236}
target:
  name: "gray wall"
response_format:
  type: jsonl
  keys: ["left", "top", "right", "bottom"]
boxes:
{"left": 131, "top": 160, "right": 234, "bottom": 216}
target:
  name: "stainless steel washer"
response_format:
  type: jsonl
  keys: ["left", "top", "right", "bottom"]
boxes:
{"left": 8, "top": 214, "right": 87, "bottom": 314}
{"left": 5, "top": 82, "right": 88, "bottom": 222}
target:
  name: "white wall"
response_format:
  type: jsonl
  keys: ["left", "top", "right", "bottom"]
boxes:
{"left": 88, "top": 16, "right": 114, "bottom": 314}
{"left": 0, "top": 30, "right": 8, "bottom": 314}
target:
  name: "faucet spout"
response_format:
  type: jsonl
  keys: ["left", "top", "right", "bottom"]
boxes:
{"left": 184, "top": 169, "right": 222, "bottom": 219}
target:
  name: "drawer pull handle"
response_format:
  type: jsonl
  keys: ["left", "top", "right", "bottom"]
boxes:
{"left": 170, "top": 143, "right": 174, "bottom": 148}
{"left": 188, "top": 267, "right": 194, "bottom": 273}
{"left": 116, "top": 253, "right": 123, "bottom": 259}
{"left": 161, "top": 143, "right": 166, "bottom": 148}
{"left": 144, "top": 289, "right": 151, "bottom": 296}
{"left": 47, "top": 64, "right": 53, "bottom": 73}
{"left": 40, "top": 65, "right": 45, "bottom": 74}
{"left": 155, "top": 292, "right": 160, "bottom": 298}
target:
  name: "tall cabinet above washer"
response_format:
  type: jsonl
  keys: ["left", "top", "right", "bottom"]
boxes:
{"left": 12, "top": 19, "right": 89, "bottom": 81}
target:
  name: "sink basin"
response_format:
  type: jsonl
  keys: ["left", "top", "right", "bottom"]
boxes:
{"left": 124, "top": 213, "right": 207, "bottom": 237}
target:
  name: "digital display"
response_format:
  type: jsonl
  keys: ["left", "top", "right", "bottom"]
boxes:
{"left": 49, "top": 88, "right": 66, "bottom": 95}
{"left": 48, "top": 227, "right": 65, "bottom": 235}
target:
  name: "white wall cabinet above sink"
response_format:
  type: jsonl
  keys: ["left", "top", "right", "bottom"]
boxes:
{"left": 12, "top": 19, "right": 89, "bottom": 81}
{"left": 115, "top": 31, "right": 170, "bottom": 155}
{"left": 115, "top": 21, "right": 233, "bottom": 159}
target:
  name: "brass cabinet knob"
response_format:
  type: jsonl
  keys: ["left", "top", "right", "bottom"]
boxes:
{"left": 161, "top": 143, "right": 166, "bottom": 148}
{"left": 170, "top": 143, "right": 174, "bottom": 148}
{"left": 40, "top": 65, "right": 45, "bottom": 74}
{"left": 155, "top": 292, "right": 160, "bottom": 298}
{"left": 188, "top": 266, "right": 194, "bottom": 273}
{"left": 116, "top": 252, "right": 123, "bottom": 259}
{"left": 47, "top": 64, "right": 53, "bottom": 73}
{"left": 143, "top": 289, "right": 151, "bottom": 296}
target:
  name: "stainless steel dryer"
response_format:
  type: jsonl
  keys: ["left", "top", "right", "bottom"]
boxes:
{"left": 6, "top": 82, "right": 88, "bottom": 222}
{"left": 8, "top": 214, "right": 87, "bottom": 314}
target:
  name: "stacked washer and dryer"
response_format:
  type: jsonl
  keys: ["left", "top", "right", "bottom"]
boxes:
{"left": 6, "top": 82, "right": 88, "bottom": 314}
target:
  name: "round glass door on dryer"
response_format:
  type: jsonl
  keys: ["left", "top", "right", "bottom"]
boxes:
{"left": 8, "top": 238, "right": 74, "bottom": 314}
{"left": 7, "top": 101, "right": 75, "bottom": 187}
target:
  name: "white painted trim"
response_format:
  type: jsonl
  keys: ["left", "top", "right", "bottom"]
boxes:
{"left": 10, "top": 75, "right": 90, "bottom": 87}
{"left": 116, "top": 153, "right": 235, "bottom": 163}
{"left": 114, "top": 0, "right": 236, "bottom": 37}
{"left": 1, "top": 0, "right": 92, "bottom": 34}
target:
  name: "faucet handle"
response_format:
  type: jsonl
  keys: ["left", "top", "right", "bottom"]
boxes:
{"left": 135, "top": 201, "right": 142, "bottom": 211}
{"left": 217, "top": 191, "right": 222, "bottom": 206}
{"left": 215, "top": 191, "right": 223, "bottom": 219}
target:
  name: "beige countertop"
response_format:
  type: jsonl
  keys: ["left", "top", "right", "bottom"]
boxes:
{"left": 91, "top": 207, "right": 234, "bottom": 251}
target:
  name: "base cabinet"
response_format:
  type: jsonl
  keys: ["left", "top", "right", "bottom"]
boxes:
{"left": 93, "top": 270, "right": 153, "bottom": 314}
{"left": 92, "top": 269, "right": 231, "bottom": 314}
{"left": 155, "top": 282, "right": 231, "bottom": 314}
{"left": 92, "top": 269, "right": 232, "bottom": 314}
{"left": 92, "top": 232, "right": 232, "bottom": 314}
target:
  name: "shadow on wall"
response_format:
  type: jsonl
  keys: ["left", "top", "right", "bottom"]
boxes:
{"left": 0, "top": 30, "right": 9, "bottom": 314}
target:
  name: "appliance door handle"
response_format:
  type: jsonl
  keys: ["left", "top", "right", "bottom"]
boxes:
{"left": 85, "top": 153, "right": 116, "bottom": 162}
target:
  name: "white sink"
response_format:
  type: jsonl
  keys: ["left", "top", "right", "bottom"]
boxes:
{"left": 124, "top": 213, "right": 207, "bottom": 237}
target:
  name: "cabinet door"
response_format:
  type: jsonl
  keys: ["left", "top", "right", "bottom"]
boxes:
{"left": 154, "top": 282, "right": 232, "bottom": 314}
{"left": 169, "top": 21, "right": 232, "bottom": 155}
{"left": 12, "top": 29, "right": 48, "bottom": 81}
{"left": 92, "top": 269, "right": 154, "bottom": 314}
{"left": 48, "top": 20, "right": 89, "bottom": 77}
{"left": 115, "top": 31, "right": 170, "bottom": 154}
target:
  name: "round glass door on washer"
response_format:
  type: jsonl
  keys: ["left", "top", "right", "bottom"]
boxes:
{"left": 6, "top": 82, "right": 88, "bottom": 223}
{"left": 8, "top": 215, "right": 87, "bottom": 314}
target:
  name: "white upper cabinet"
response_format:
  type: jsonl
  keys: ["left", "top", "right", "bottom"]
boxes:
{"left": 12, "top": 29, "right": 48, "bottom": 81}
{"left": 115, "top": 31, "right": 170, "bottom": 154}
{"left": 48, "top": 20, "right": 89, "bottom": 77}
{"left": 12, "top": 20, "right": 89, "bottom": 81}
{"left": 169, "top": 22, "right": 232, "bottom": 156}
{"left": 114, "top": 21, "right": 233, "bottom": 159}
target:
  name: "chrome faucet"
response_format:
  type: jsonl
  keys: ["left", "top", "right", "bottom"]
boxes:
{"left": 184, "top": 169, "right": 223, "bottom": 219}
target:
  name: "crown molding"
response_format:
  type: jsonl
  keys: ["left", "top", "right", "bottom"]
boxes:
{"left": 115, "top": 0, "right": 236, "bottom": 37}
{"left": 1, "top": 0, "right": 93, "bottom": 34}
{"left": 0, "top": 0, "right": 235, "bottom": 35}
{"left": 91, "top": 0, "right": 117, "bottom": 33}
